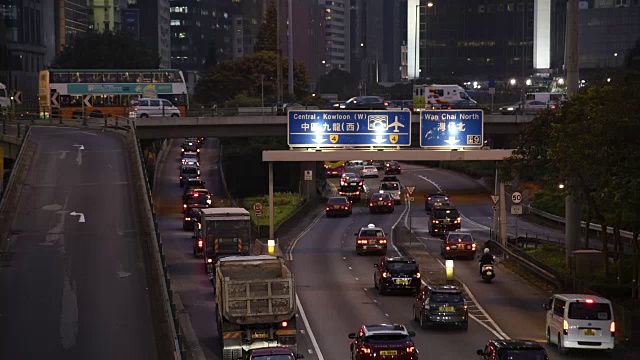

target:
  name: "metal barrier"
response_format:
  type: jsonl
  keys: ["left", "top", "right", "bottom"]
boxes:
{"left": 132, "top": 133, "right": 185, "bottom": 359}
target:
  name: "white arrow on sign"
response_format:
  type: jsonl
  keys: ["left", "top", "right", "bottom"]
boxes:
{"left": 83, "top": 95, "right": 93, "bottom": 108}
{"left": 73, "top": 144, "right": 84, "bottom": 166}
{"left": 12, "top": 91, "right": 22, "bottom": 104}
{"left": 51, "top": 92, "right": 60, "bottom": 107}
{"left": 372, "top": 135, "right": 387, "bottom": 144}
{"left": 69, "top": 212, "right": 85, "bottom": 223}
{"left": 444, "top": 136, "right": 460, "bottom": 145}
{"left": 312, "top": 135, "right": 326, "bottom": 143}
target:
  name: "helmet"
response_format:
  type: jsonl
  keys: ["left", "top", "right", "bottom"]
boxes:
{"left": 483, "top": 248, "right": 490, "bottom": 254}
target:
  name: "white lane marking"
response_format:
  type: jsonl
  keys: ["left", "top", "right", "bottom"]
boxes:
{"left": 286, "top": 210, "right": 324, "bottom": 261}
{"left": 59, "top": 151, "right": 68, "bottom": 160}
{"left": 73, "top": 144, "right": 84, "bottom": 166}
{"left": 355, "top": 277, "right": 359, "bottom": 281}
{"left": 348, "top": 267, "right": 352, "bottom": 270}
{"left": 389, "top": 202, "right": 410, "bottom": 254}
{"left": 417, "top": 175, "right": 442, "bottom": 191}
{"left": 69, "top": 212, "right": 85, "bottom": 223}
{"left": 385, "top": 313, "right": 390, "bottom": 318}
{"left": 403, "top": 172, "right": 511, "bottom": 340}
{"left": 296, "top": 295, "right": 325, "bottom": 360}
{"left": 307, "top": 349, "right": 313, "bottom": 354}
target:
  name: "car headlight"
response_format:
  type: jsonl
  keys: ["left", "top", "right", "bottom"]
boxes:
{"left": 507, "top": 107, "right": 514, "bottom": 111}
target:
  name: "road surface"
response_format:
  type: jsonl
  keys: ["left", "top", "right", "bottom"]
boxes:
{"left": 0, "top": 127, "right": 157, "bottom": 360}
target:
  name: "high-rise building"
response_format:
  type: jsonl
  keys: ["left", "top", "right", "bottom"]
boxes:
{"left": 324, "top": 0, "right": 351, "bottom": 73}
{"left": 88, "top": 0, "right": 128, "bottom": 32}
{"left": 287, "top": 0, "right": 325, "bottom": 84}
{"left": 355, "top": 0, "right": 406, "bottom": 83}
{"left": 134, "top": 0, "right": 171, "bottom": 68}
{"left": 409, "top": 0, "right": 536, "bottom": 79}
{"left": 0, "top": 0, "right": 48, "bottom": 106}
{"left": 53, "top": 0, "right": 90, "bottom": 57}
{"left": 169, "top": 1, "right": 216, "bottom": 69}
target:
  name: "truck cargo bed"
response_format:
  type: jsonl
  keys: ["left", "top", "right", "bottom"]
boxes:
{"left": 216, "top": 256, "right": 296, "bottom": 325}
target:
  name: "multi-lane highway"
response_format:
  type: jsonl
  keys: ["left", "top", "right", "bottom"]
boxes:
{"left": 154, "top": 145, "right": 634, "bottom": 359}
{"left": 0, "top": 127, "right": 157, "bottom": 359}
{"left": 153, "top": 139, "right": 316, "bottom": 358}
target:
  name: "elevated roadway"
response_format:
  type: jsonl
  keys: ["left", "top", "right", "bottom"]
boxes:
{"left": 133, "top": 114, "right": 535, "bottom": 142}
{"left": 0, "top": 127, "right": 157, "bottom": 359}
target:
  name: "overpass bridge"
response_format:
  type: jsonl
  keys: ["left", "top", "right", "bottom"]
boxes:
{"left": 133, "top": 114, "right": 534, "bottom": 148}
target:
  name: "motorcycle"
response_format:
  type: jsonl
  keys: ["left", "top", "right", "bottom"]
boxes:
{"left": 480, "top": 264, "right": 495, "bottom": 283}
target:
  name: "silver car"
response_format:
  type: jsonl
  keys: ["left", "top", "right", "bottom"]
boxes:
{"left": 379, "top": 181, "right": 402, "bottom": 204}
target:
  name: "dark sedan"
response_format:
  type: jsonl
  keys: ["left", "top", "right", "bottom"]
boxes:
{"left": 369, "top": 193, "right": 394, "bottom": 214}
{"left": 325, "top": 196, "right": 352, "bottom": 217}
{"left": 343, "top": 96, "right": 388, "bottom": 110}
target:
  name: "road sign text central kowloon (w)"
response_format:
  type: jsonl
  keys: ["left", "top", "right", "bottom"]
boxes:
{"left": 288, "top": 110, "right": 411, "bottom": 147}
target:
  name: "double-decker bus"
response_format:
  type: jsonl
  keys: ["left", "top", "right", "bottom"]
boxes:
{"left": 38, "top": 69, "right": 189, "bottom": 119}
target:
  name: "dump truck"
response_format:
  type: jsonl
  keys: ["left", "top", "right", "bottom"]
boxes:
{"left": 215, "top": 255, "right": 298, "bottom": 360}
{"left": 199, "top": 207, "right": 252, "bottom": 279}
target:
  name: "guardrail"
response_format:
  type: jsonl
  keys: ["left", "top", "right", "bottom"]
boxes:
{"left": 525, "top": 204, "right": 634, "bottom": 240}
{"left": 131, "top": 132, "right": 185, "bottom": 359}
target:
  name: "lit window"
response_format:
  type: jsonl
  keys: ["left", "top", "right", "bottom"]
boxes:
{"left": 170, "top": 19, "right": 180, "bottom": 26}
{"left": 179, "top": 33, "right": 187, "bottom": 39}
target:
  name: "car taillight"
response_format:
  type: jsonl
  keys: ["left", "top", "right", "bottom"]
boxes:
{"left": 610, "top": 321, "right": 616, "bottom": 334}
{"left": 281, "top": 321, "right": 288, "bottom": 327}
{"left": 198, "top": 240, "right": 203, "bottom": 248}
{"left": 387, "top": 201, "right": 392, "bottom": 206}
{"left": 360, "top": 347, "right": 371, "bottom": 354}
{"left": 326, "top": 207, "right": 330, "bottom": 211}
{"left": 378, "top": 239, "right": 387, "bottom": 244}
{"left": 345, "top": 204, "right": 350, "bottom": 209}
{"left": 207, "top": 258, "right": 213, "bottom": 263}
{"left": 472, "top": 243, "right": 477, "bottom": 249}
{"left": 563, "top": 319, "right": 569, "bottom": 335}
{"left": 415, "top": 272, "right": 421, "bottom": 278}
{"left": 369, "top": 202, "right": 374, "bottom": 206}
{"left": 432, "top": 220, "right": 439, "bottom": 224}
{"left": 407, "top": 346, "right": 416, "bottom": 353}
{"left": 428, "top": 197, "right": 432, "bottom": 200}
{"left": 181, "top": 148, "right": 184, "bottom": 152}
{"left": 357, "top": 239, "right": 367, "bottom": 244}
{"left": 355, "top": 191, "right": 360, "bottom": 195}
{"left": 382, "top": 271, "right": 389, "bottom": 278}
{"left": 183, "top": 204, "right": 187, "bottom": 208}
{"left": 445, "top": 246, "right": 450, "bottom": 251}
{"left": 180, "top": 176, "right": 183, "bottom": 179}
{"left": 184, "top": 217, "right": 191, "bottom": 221}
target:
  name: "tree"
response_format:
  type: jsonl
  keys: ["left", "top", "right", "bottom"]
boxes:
{"left": 316, "top": 69, "right": 357, "bottom": 99}
{"left": 254, "top": 1, "right": 278, "bottom": 53}
{"left": 195, "top": 51, "right": 309, "bottom": 104}
{"left": 501, "top": 79, "right": 640, "bottom": 279}
{"left": 53, "top": 31, "right": 159, "bottom": 69}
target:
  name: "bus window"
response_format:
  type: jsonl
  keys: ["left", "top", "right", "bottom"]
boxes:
{"left": 71, "top": 73, "right": 82, "bottom": 83}
{"left": 119, "top": 72, "right": 131, "bottom": 83}
{"left": 153, "top": 72, "right": 165, "bottom": 83}
{"left": 166, "top": 71, "right": 177, "bottom": 82}
{"left": 103, "top": 72, "right": 116, "bottom": 82}
{"left": 141, "top": 73, "right": 153, "bottom": 83}
{"left": 52, "top": 72, "right": 70, "bottom": 83}
{"left": 526, "top": 93, "right": 535, "bottom": 100}
{"left": 86, "top": 73, "right": 101, "bottom": 83}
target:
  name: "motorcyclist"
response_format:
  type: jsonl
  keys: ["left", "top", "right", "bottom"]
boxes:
{"left": 479, "top": 248, "right": 494, "bottom": 275}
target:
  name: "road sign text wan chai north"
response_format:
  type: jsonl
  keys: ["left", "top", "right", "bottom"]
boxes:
{"left": 288, "top": 110, "right": 411, "bottom": 147}
{"left": 420, "top": 109, "right": 484, "bottom": 148}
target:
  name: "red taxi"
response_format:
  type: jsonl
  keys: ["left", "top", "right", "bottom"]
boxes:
{"left": 369, "top": 192, "right": 394, "bottom": 214}
{"left": 326, "top": 196, "right": 352, "bottom": 217}
{"left": 349, "top": 324, "right": 418, "bottom": 360}
{"left": 355, "top": 224, "right": 387, "bottom": 255}
{"left": 440, "top": 232, "right": 477, "bottom": 260}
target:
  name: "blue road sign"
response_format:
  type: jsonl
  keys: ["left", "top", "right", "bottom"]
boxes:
{"left": 420, "top": 110, "right": 483, "bottom": 148}
{"left": 288, "top": 110, "right": 411, "bottom": 147}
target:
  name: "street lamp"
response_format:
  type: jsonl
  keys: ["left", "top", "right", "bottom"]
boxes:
{"left": 510, "top": 78, "right": 517, "bottom": 86}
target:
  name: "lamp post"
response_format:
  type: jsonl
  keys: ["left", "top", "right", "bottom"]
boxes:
{"left": 261, "top": 75, "right": 265, "bottom": 114}
{"left": 414, "top": 2, "right": 434, "bottom": 81}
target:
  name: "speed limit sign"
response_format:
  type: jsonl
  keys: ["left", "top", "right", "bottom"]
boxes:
{"left": 511, "top": 191, "right": 523, "bottom": 205}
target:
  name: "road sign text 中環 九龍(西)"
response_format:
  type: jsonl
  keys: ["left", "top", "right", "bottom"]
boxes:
{"left": 288, "top": 110, "right": 411, "bottom": 147}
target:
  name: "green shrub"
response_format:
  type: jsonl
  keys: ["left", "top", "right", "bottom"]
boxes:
{"left": 531, "top": 189, "right": 565, "bottom": 216}
{"left": 242, "top": 192, "right": 304, "bottom": 232}
{"left": 440, "top": 161, "right": 495, "bottom": 178}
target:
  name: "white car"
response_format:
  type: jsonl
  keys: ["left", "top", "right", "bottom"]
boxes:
{"left": 130, "top": 98, "right": 181, "bottom": 118}
{"left": 360, "top": 165, "right": 379, "bottom": 178}
{"left": 499, "top": 100, "right": 556, "bottom": 115}
{"left": 545, "top": 294, "right": 615, "bottom": 352}
{"left": 379, "top": 181, "right": 402, "bottom": 204}
{"left": 347, "top": 160, "right": 365, "bottom": 169}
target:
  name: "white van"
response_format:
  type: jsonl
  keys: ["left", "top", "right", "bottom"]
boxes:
{"left": 413, "top": 84, "right": 474, "bottom": 111}
{"left": 129, "top": 98, "right": 180, "bottom": 118}
{"left": 526, "top": 92, "right": 566, "bottom": 105}
{"left": 0, "top": 83, "right": 10, "bottom": 108}
{"left": 544, "top": 294, "right": 615, "bottom": 352}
